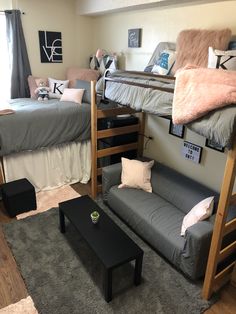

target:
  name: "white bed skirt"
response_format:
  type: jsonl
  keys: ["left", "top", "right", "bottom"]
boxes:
{"left": 3, "top": 141, "right": 91, "bottom": 191}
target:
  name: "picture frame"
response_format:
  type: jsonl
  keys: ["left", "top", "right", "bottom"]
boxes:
{"left": 205, "top": 139, "right": 225, "bottom": 153}
{"left": 182, "top": 141, "right": 203, "bottom": 164}
{"left": 128, "top": 28, "right": 142, "bottom": 48}
{"left": 169, "top": 120, "right": 185, "bottom": 138}
{"left": 38, "top": 30, "right": 63, "bottom": 63}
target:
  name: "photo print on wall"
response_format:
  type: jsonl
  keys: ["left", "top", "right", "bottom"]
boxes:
{"left": 39, "top": 31, "right": 63, "bottom": 63}
{"left": 128, "top": 28, "right": 142, "bottom": 48}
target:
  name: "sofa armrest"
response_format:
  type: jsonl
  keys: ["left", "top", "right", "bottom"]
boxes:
{"left": 180, "top": 219, "right": 214, "bottom": 279}
{"left": 102, "top": 163, "right": 122, "bottom": 202}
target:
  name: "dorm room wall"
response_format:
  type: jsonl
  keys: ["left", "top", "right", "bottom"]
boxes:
{"left": 3, "top": 0, "right": 94, "bottom": 79}
{"left": 92, "top": 0, "right": 236, "bottom": 192}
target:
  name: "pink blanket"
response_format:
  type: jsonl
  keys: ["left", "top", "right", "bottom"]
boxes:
{"left": 172, "top": 68, "right": 236, "bottom": 124}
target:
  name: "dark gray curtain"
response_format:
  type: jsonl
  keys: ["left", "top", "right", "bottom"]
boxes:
{"left": 5, "top": 10, "right": 31, "bottom": 98}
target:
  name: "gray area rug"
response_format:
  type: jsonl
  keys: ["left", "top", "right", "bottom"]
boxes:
{"left": 2, "top": 200, "right": 217, "bottom": 314}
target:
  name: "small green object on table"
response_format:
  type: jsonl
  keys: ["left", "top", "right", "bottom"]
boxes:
{"left": 91, "top": 210, "right": 100, "bottom": 224}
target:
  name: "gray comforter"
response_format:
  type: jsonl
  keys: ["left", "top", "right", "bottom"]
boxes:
{"left": 104, "top": 71, "right": 236, "bottom": 149}
{"left": 0, "top": 98, "right": 91, "bottom": 156}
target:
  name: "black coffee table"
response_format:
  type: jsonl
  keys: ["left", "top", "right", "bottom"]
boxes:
{"left": 59, "top": 195, "right": 143, "bottom": 302}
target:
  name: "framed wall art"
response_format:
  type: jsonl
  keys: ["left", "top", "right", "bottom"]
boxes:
{"left": 169, "top": 120, "right": 185, "bottom": 138}
{"left": 39, "top": 31, "right": 63, "bottom": 63}
{"left": 128, "top": 28, "right": 142, "bottom": 48}
{"left": 205, "top": 139, "right": 225, "bottom": 153}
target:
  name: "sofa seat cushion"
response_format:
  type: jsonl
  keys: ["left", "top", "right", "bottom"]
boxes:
{"left": 107, "top": 185, "right": 185, "bottom": 266}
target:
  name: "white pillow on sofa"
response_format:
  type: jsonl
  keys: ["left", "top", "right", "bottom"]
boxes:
{"left": 118, "top": 157, "right": 154, "bottom": 193}
{"left": 181, "top": 196, "right": 214, "bottom": 236}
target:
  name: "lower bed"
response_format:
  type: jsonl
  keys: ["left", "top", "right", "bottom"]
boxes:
{"left": 3, "top": 140, "right": 91, "bottom": 191}
{"left": 0, "top": 98, "right": 91, "bottom": 191}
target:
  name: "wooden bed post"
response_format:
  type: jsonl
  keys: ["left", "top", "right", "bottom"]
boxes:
{"left": 91, "top": 81, "right": 97, "bottom": 199}
{"left": 202, "top": 142, "right": 236, "bottom": 300}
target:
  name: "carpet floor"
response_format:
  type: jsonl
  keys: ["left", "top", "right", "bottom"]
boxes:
{"left": 2, "top": 200, "right": 217, "bottom": 314}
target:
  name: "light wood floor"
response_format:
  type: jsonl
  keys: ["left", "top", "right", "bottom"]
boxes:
{"left": 0, "top": 182, "right": 236, "bottom": 313}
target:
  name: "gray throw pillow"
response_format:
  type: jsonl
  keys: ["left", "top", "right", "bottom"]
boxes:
{"left": 75, "top": 80, "right": 91, "bottom": 104}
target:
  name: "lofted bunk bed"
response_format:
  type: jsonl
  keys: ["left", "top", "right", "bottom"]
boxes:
{"left": 90, "top": 67, "right": 236, "bottom": 300}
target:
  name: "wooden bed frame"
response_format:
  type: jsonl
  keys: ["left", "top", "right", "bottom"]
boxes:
{"left": 90, "top": 76, "right": 236, "bottom": 300}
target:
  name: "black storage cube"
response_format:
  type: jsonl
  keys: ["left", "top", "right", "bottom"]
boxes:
{"left": 1, "top": 178, "right": 37, "bottom": 217}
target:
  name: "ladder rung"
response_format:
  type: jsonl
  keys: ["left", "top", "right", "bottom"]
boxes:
{"left": 214, "top": 261, "right": 235, "bottom": 288}
{"left": 97, "top": 107, "right": 136, "bottom": 118}
{"left": 230, "top": 193, "right": 236, "bottom": 205}
{"left": 218, "top": 240, "right": 236, "bottom": 263}
{"left": 223, "top": 218, "right": 236, "bottom": 237}
{"left": 97, "top": 124, "right": 139, "bottom": 139}
{"left": 97, "top": 184, "right": 102, "bottom": 193}
{"left": 97, "top": 142, "right": 138, "bottom": 158}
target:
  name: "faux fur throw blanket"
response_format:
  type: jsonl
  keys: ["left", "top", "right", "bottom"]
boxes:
{"left": 172, "top": 68, "right": 236, "bottom": 124}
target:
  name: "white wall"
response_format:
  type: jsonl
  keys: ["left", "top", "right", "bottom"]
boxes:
{"left": 92, "top": 1, "right": 236, "bottom": 192}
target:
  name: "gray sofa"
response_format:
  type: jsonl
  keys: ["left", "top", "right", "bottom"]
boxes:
{"left": 102, "top": 160, "right": 219, "bottom": 280}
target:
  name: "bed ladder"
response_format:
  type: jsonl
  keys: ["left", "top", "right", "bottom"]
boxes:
{"left": 202, "top": 141, "right": 236, "bottom": 299}
{"left": 90, "top": 81, "right": 145, "bottom": 199}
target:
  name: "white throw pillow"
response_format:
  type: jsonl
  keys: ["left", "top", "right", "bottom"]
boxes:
{"left": 208, "top": 46, "right": 236, "bottom": 70}
{"left": 181, "top": 196, "right": 214, "bottom": 236}
{"left": 151, "top": 49, "right": 176, "bottom": 75}
{"left": 60, "top": 88, "right": 84, "bottom": 104}
{"left": 118, "top": 158, "right": 154, "bottom": 193}
{"left": 48, "top": 78, "right": 69, "bottom": 99}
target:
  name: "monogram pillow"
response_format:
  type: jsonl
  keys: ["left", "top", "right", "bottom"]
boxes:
{"left": 208, "top": 47, "right": 236, "bottom": 70}
{"left": 48, "top": 78, "right": 69, "bottom": 99}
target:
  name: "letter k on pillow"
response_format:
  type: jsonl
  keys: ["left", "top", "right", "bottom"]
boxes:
{"left": 48, "top": 78, "right": 69, "bottom": 99}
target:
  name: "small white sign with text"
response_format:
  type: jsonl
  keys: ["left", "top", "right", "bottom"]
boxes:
{"left": 182, "top": 141, "right": 202, "bottom": 164}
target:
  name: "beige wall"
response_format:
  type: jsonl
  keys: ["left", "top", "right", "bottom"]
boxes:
{"left": 92, "top": 1, "right": 236, "bottom": 192}
{"left": 4, "top": 0, "right": 94, "bottom": 79}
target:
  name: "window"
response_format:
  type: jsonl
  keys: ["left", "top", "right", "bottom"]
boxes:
{"left": 0, "top": 14, "right": 11, "bottom": 101}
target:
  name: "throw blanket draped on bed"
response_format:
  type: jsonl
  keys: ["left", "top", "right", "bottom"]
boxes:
{"left": 172, "top": 68, "right": 236, "bottom": 124}
{"left": 0, "top": 98, "right": 91, "bottom": 156}
{"left": 103, "top": 70, "right": 236, "bottom": 149}
{"left": 0, "top": 102, "right": 15, "bottom": 115}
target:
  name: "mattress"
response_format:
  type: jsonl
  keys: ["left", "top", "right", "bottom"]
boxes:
{"left": 0, "top": 98, "right": 91, "bottom": 156}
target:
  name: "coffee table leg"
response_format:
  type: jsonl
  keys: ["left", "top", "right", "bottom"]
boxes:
{"left": 59, "top": 209, "right": 65, "bottom": 233}
{"left": 104, "top": 268, "right": 112, "bottom": 302}
{"left": 134, "top": 254, "right": 143, "bottom": 286}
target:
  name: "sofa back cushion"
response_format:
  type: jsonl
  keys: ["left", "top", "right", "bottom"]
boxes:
{"left": 151, "top": 162, "right": 218, "bottom": 214}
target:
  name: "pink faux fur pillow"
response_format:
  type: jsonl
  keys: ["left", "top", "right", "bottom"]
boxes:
{"left": 172, "top": 28, "right": 232, "bottom": 74}
{"left": 66, "top": 67, "right": 100, "bottom": 88}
